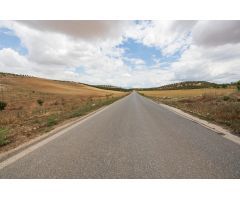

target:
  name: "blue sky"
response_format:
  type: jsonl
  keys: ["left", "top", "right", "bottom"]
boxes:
{"left": 119, "top": 38, "right": 160, "bottom": 66}
{"left": 119, "top": 38, "right": 182, "bottom": 67}
{"left": 0, "top": 27, "right": 28, "bottom": 55}
{"left": 0, "top": 25, "right": 182, "bottom": 71}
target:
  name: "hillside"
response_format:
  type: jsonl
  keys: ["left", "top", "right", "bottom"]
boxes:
{"left": 158, "top": 81, "right": 219, "bottom": 90}
{"left": 89, "top": 84, "right": 132, "bottom": 92}
{"left": 137, "top": 81, "right": 236, "bottom": 91}
{"left": 140, "top": 86, "right": 240, "bottom": 135}
{"left": 0, "top": 72, "right": 126, "bottom": 152}
{"left": 0, "top": 72, "right": 123, "bottom": 96}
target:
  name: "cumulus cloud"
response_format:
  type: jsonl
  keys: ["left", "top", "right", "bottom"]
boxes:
{"left": 170, "top": 43, "right": 240, "bottom": 83}
{"left": 0, "top": 20, "right": 240, "bottom": 88}
{"left": 123, "top": 57, "right": 145, "bottom": 65}
{"left": 192, "top": 21, "right": 240, "bottom": 46}
{"left": 0, "top": 48, "right": 29, "bottom": 72}
{"left": 18, "top": 20, "right": 130, "bottom": 41}
{"left": 126, "top": 20, "right": 193, "bottom": 55}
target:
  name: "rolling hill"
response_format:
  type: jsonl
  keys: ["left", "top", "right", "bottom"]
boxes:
{"left": 0, "top": 72, "right": 123, "bottom": 97}
{"left": 0, "top": 72, "right": 126, "bottom": 152}
{"left": 137, "top": 81, "right": 236, "bottom": 91}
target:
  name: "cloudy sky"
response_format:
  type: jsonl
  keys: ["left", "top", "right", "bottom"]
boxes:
{"left": 0, "top": 20, "right": 240, "bottom": 88}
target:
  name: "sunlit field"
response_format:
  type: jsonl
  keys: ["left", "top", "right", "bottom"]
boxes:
{"left": 140, "top": 88, "right": 240, "bottom": 135}
{"left": 0, "top": 73, "right": 126, "bottom": 151}
{"left": 139, "top": 88, "right": 236, "bottom": 98}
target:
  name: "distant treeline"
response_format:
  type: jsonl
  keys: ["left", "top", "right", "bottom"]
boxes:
{"left": 136, "top": 81, "right": 239, "bottom": 91}
{"left": 87, "top": 85, "right": 132, "bottom": 92}
{"left": 1, "top": 72, "right": 238, "bottom": 91}
{"left": 0, "top": 72, "right": 35, "bottom": 78}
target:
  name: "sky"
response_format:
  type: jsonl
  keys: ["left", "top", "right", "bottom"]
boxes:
{"left": 0, "top": 20, "right": 240, "bottom": 88}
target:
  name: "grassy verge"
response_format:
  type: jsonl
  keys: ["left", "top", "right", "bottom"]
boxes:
{"left": 139, "top": 89, "right": 240, "bottom": 135}
{"left": 0, "top": 128, "right": 9, "bottom": 146}
{"left": 44, "top": 96, "right": 123, "bottom": 128}
{"left": 69, "top": 96, "right": 121, "bottom": 118}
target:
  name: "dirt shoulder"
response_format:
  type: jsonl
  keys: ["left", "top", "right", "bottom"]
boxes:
{"left": 140, "top": 89, "right": 240, "bottom": 136}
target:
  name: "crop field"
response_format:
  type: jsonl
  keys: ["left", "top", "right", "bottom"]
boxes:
{"left": 140, "top": 88, "right": 240, "bottom": 135}
{"left": 0, "top": 73, "right": 126, "bottom": 152}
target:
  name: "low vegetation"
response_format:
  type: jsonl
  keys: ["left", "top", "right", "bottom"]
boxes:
{"left": 237, "top": 80, "right": 240, "bottom": 91}
{"left": 88, "top": 84, "right": 132, "bottom": 92}
{"left": 139, "top": 88, "right": 235, "bottom": 98}
{"left": 0, "top": 72, "right": 126, "bottom": 152}
{"left": 140, "top": 87, "right": 240, "bottom": 135}
{"left": 46, "top": 115, "right": 58, "bottom": 127}
{"left": 69, "top": 96, "right": 121, "bottom": 118}
{"left": 37, "top": 99, "right": 44, "bottom": 106}
{"left": 0, "top": 128, "right": 9, "bottom": 146}
{"left": 137, "top": 81, "right": 238, "bottom": 91}
{"left": 0, "top": 101, "right": 7, "bottom": 111}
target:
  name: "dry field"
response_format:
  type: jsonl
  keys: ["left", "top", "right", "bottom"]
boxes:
{"left": 140, "top": 88, "right": 240, "bottom": 135}
{"left": 140, "top": 88, "right": 236, "bottom": 98}
{"left": 0, "top": 74, "right": 126, "bottom": 152}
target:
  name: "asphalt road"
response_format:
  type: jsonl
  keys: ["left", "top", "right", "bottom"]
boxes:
{"left": 0, "top": 92, "right": 240, "bottom": 178}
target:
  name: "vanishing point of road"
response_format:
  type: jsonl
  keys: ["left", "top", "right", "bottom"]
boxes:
{"left": 0, "top": 92, "right": 240, "bottom": 178}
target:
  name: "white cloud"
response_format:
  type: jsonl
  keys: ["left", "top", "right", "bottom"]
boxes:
{"left": 126, "top": 20, "right": 194, "bottom": 55}
{"left": 18, "top": 20, "right": 131, "bottom": 41}
{"left": 192, "top": 21, "right": 240, "bottom": 46}
{"left": 124, "top": 57, "right": 145, "bottom": 65}
{"left": 0, "top": 21, "right": 135, "bottom": 87}
{"left": 125, "top": 20, "right": 240, "bottom": 84}
{"left": 0, "top": 20, "right": 240, "bottom": 88}
{"left": 170, "top": 43, "right": 240, "bottom": 83}
{"left": 0, "top": 48, "right": 29, "bottom": 72}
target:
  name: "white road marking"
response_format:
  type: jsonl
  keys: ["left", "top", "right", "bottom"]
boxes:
{"left": 144, "top": 96, "right": 240, "bottom": 145}
{"left": 0, "top": 98, "right": 124, "bottom": 170}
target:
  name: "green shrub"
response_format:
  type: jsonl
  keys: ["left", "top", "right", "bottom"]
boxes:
{"left": 0, "top": 128, "right": 9, "bottom": 146}
{"left": 46, "top": 116, "right": 58, "bottom": 127}
{"left": 70, "top": 96, "right": 120, "bottom": 118}
{"left": 0, "top": 101, "right": 7, "bottom": 111}
{"left": 221, "top": 84, "right": 227, "bottom": 88}
{"left": 37, "top": 99, "right": 44, "bottom": 106}
{"left": 223, "top": 96, "right": 230, "bottom": 101}
{"left": 237, "top": 80, "right": 240, "bottom": 91}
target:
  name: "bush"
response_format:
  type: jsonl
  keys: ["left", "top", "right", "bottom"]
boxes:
{"left": 46, "top": 116, "right": 58, "bottom": 127}
{"left": 237, "top": 80, "right": 240, "bottom": 91}
{"left": 37, "top": 99, "right": 44, "bottom": 106}
{"left": 0, "top": 128, "right": 9, "bottom": 146}
{"left": 223, "top": 96, "right": 230, "bottom": 101}
{"left": 0, "top": 101, "right": 7, "bottom": 111}
{"left": 221, "top": 84, "right": 227, "bottom": 88}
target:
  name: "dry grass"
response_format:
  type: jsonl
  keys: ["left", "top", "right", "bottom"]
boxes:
{"left": 1, "top": 76, "right": 123, "bottom": 96}
{"left": 0, "top": 75, "right": 126, "bottom": 152}
{"left": 140, "top": 88, "right": 235, "bottom": 98}
{"left": 140, "top": 88, "right": 240, "bottom": 135}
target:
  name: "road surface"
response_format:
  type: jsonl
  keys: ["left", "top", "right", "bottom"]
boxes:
{"left": 0, "top": 92, "right": 240, "bottom": 178}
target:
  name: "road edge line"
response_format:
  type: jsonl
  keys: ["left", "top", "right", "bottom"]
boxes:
{"left": 141, "top": 95, "right": 240, "bottom": 145}
{"left": 0, "top": 95, "right": 127, "bottom": 169}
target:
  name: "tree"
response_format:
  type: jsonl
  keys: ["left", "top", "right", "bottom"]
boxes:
{"left": 237, "top": 80, "right": 240, "bottom": 91}
{"left": 221, "top": 84, "right": 227, "bottom": 88}
{"left": 37, "top": 99, "right": 44, "bottom": 106}
{"left": 0, "top": 101, "right": 7, "bottom": 111}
